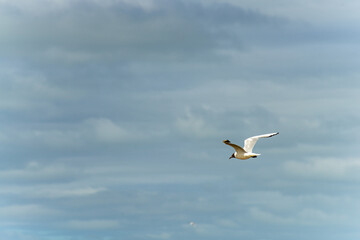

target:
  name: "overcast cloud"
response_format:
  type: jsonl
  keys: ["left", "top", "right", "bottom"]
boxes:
{"left": 0, "top": 0, "right": 360, "bottom": 239}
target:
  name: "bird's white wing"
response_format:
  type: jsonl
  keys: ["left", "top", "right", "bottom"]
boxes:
{"left": 223, "top": 140, "right": 246, "bottom": 154}
{"left": 243, "top": 132, "right": 279, "bottom": 153}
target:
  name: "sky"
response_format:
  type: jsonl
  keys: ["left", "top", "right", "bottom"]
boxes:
{"left": 1, "top": 0, "right": 360, "bottom": 239}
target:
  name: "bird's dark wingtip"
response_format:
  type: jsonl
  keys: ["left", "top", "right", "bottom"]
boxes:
{"left": 267, "top": 132, "right": 279, "bottom": 138}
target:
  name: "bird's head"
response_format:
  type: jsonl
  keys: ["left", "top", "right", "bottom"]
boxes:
{"left": 229, "top": 153, "right": 235, "bottom": 159}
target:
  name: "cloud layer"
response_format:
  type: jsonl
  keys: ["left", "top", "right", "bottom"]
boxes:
{"left": 1, "top": 0, "right": 360, "bottom": 239}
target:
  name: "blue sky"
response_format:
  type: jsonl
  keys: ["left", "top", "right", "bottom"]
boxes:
{"left": 1, "top": 0, "right": 360, "bottom": 239}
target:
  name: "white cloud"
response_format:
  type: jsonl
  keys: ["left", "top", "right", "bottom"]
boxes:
{"left": 249, "top": 206, "right": 347, "bottom": 226}
{"left": 147, "top": 232, "right": 172, "bottom": 239}
{"left": 283, "top": 157, "right": 360, "bottom": 180}
{"left": 0, "top": 204, "right": 59, "bottom": 220}
{"left": 175, "top": 109, "right": 218, "bottom": 138}
{"left": 84, "top": 164, "right": 222, "bottom": 185}
{"left": 0, "top": 185, "right": 106, "bottom": 199}
{"left": 0, "top": 117, "right": 143, "bottom": 151}
{"left": 249, "top": 207, "right": 293, "bottom": 225}
{"left": 0, "top": 161, "right": 79, "bottom": 183}
{"left": 234, "top": 190, "right": 358, "bottom": 227}
{"left": 236, "top": 191, "right": 297, "bottom": 211}
{"left": 34, "top": 186, "right": 106, "bottom": 199}
{"left": 85, "top": 118, "right": 131, "bottom": 143}
{"left": 0, "top": 67, "right": 73, "bottom": 111}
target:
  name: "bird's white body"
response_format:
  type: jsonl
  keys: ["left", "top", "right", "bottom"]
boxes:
{"left": 235, "top": 152, "right": 260, "bottom": 160}
{"left": 223, "top": 132, "right": 279, "bottom": 160}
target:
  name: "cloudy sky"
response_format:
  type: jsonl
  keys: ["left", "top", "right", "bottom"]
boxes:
{"left": 1, "top": 0, "right": 360, "bottom": 239}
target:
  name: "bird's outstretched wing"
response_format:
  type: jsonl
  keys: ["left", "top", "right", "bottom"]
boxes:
{"left": 243, "top": 132, "right": 279, "bottom": 153}
{"left": 223, "top": 140, "right": 246, "bottom": 153}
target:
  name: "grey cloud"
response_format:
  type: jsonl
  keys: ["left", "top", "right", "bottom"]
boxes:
{"left": 0, "top": 0, "right": 291, "bottom": 66}
{"left": 1, "top": 0, "right": 358, "bottom": 72}
{"left": 0, "top": 1, "right": 213, "bottom": 62}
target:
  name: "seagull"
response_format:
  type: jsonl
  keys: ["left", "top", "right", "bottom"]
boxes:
{"left": 223, "top": 132, "right": 279, "bottom": 160}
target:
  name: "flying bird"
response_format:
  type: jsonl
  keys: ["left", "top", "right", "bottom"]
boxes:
{"left": 223, "top": 132, "right": 279, "bottom": 160}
